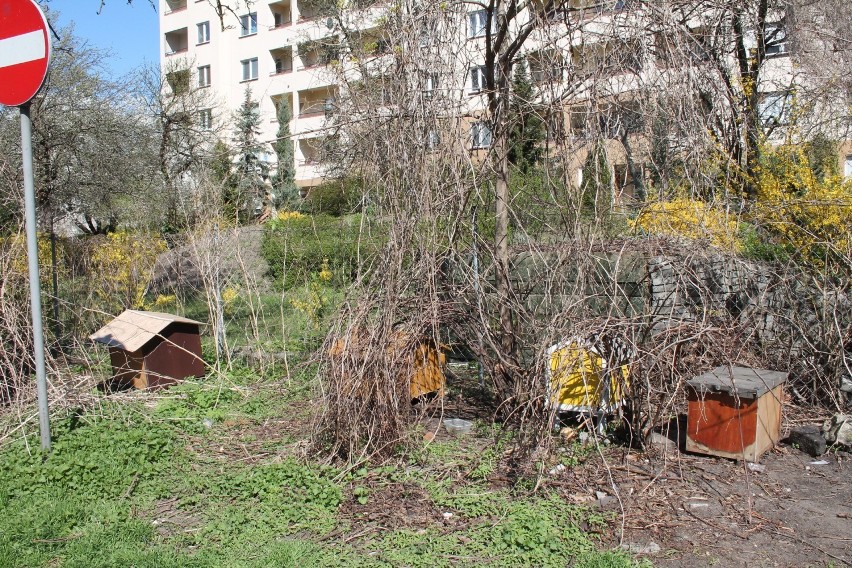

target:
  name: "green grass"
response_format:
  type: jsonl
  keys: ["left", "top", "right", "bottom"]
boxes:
{"left": 0, "top": 362, "right": 645, "bottom": 567}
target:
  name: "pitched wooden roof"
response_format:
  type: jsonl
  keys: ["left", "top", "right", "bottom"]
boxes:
{"left": 90, "top": 310, "right": 203, "bottom": 353}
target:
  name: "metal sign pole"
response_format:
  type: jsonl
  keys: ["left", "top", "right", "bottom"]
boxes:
{"left": 20, "top": 101, "right": 51, "bottom": 451}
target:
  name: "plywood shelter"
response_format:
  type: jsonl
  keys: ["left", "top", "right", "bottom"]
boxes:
{"left": 686, "top": 366, "right": 786, "bottom": 462}
{"left": 90, "top": 310, "right": 205, "bottom": 390}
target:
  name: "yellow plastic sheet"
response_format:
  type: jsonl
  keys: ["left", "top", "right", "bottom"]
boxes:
{"left": 547, "top": 338, "right": 629, "bottom": 413}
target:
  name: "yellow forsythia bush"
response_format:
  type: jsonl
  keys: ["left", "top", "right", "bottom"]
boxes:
{"left": 90, "top": 230, "right": 166, "bottom": 312}
{"left": 1, "top": 233, "right": 60, "bottom": 286}
{"left": 753, "top": 144, "right": 852, "bottom": 267}
{"left": 632, "top": 198, "right": 742, "bottom": 252}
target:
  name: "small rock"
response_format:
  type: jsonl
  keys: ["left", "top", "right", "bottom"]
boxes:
{"left": 787, "top": 425, "right": 827, "bottom": 457}
{"left": 549, "top": 464, "right": 567, "bottom": 476}
{"left": 746, "top": 462, "right": 765, "bottom": 473}
{"left": 442, "top": 512, "right": 453, "bottom": 520}
{"left": 579, "top": 431, "right": 590, "bottom": 444}
{"left": 809, "top": 460, "right": 829, "bottom": 466}
{"left": 202, "top": 418, "right": 214, "bottom": 429}
{"left": 595, "top": 491, "right": 608, "bottom": 501}
{"left": 649, "top": 432, "right": 677, "bottom": 452}
{"left": 620, "top": 541, "right": 661, "bottom": 555}
{"left": 823, "top": 414, "right": 852, "bottom": 447}
{"left": 560, "top": 426, "right": 577, "bottom": 443}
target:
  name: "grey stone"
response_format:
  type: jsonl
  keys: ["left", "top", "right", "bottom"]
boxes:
{"left": 649, "top": 432, "right": 677, "bottom": 453}
{"left": 620, "top": 541, "right": 661, "bottom": 555}
{"left": 786, "top": 425, "right": 827, "bottom": 457}
{"left": 823, "top": 414, "right": 852, "bottom": 447}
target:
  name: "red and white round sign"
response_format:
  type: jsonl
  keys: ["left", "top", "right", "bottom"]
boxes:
{"left": 0, "top": 0, "right": 52, "bottom": 107}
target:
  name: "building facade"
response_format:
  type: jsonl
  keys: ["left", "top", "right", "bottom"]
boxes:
{"left": 159, "top": 0, "right": 850, "bottom": 194}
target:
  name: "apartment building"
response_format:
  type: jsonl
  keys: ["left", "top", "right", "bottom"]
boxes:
{"left": 160, "top": 1, "right": 847, "bottom": 194}
{"left": 160, "top": 0, "right": 385, "bottom": 188}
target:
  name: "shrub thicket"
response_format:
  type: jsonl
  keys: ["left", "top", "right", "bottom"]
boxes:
{"left": 261, "top": 212, "right": 379, "bottom": 288}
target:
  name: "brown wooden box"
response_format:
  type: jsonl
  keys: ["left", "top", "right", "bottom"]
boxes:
{"left": 686, "top": 366, "right": 786, "bottom": 461}
{"left": 91, "top": 310, "right": 206, "bottom": 390}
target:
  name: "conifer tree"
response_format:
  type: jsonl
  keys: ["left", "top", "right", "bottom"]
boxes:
{"left": 273, "top": 98, "right": 299, "bottom": 208}
{"left": 233, "top": 85, "right": 268, "bottom": 221}
{"left": 507, "top": 59, "right": 545, "bottom": 174}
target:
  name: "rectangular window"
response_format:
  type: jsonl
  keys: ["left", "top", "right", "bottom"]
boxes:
{"left": 427, "top": 130, "right": 441, "bottom": 149}
{"left": 758, "top": 92, "right": 790, "bottom": 126}
{"left": 199, "top": 109, "right": 212, "bottom": 130}
{"left": 424, "top": 73, "right": 438, "bottom": 97}
{"left": 468, "top": 9, "right": 488, "bottom": 38}
{"left": 197, "top": 21, "right": 210, "bottom": 44}
{"left": 471, "top": 121, "right": 492, "bottom": 148}
{"left": 197, "top": 65, "right": 211, "bottom": 87}
{"left": 469, "top": 65, "right": 487, "bottom": 93}
{"left": 241, "top": 57, "right": 258, "bottom": 81}
{"left": 764, "top": 22, "right": 789, "bottom": 57}
{"left": 240, "top": 12, "right": 258, "bottom": 37}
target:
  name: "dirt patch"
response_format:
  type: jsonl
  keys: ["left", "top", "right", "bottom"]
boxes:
{"left": 342, "top": 481, "right": 445, "bottom": 530}
{"left": 554, "top": 441, "right": 852, "bottom": 567}
{"left": 149, "top": 497, "right": 203, "bottom": 538}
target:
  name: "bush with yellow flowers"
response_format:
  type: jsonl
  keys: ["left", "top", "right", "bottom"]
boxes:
{"left": 89, "top": 230, "right": 166, "bottom": 313}
{"left": 751, "top": 141, "right": 852, "bottom": 270}
{"left": 632, "top": 197, "right": 742, "bottom": 252}
{"left": 1, "top": 233, "right": 61, "bottom": 287}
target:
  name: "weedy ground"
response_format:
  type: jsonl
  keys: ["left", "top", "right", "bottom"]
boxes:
{"left": 0, "top": 290, "right": 647, "bottom": 567}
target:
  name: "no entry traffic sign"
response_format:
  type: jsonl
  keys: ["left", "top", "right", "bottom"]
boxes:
{"left": 0, "top": 0, "right": 52, "bottom": 107}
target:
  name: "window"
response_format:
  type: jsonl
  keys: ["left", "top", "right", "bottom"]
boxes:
{"left": 418, "top": 24, "right": 432, "bottom": 48}
{"left": 427, "top": 130, "right": 441, "bottom": 149}
{"left": 471, "top": 121, "right": 492, "bottom": 148}
{"left": 468, "top": 9, "right": 488, "bottom": 38}
{"left": 199, "top": 109, "right": 212, "bottom": 130}
{"left": 241, "top": 57, "right": 259, "bottom": 81}
{"left": 240, "top": 12, "right": 258, "bottom": 37}
{"left": 845, "top": 155, "right": 852, "bottom": 179}
{"left": 764, "top": 22, "right": 789, "bottom": 57}
{"left": 758, "top": 92, "right": 791, "bottom": 126}
{"left": 424, "top": 73, "right": 438, "bottom": 97}
{"left": 197, "top": 21, "right": 210, "bottom": 44}
{"left": 469, "top": 65, "right": 487, "bottom": 93}
{"left": 197, "top": 65, "right": 210, "bottom": 87}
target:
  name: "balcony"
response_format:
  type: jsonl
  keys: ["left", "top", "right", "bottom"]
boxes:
{"left": 529, "top": 49, "right": 565, "bottom": 84}
{"left": 296, "top": 40, "right": 339, "bottom": 69}
{"left": 296, "top": 136, "right": 331, "bottom": 176}
{"left": 269, "top": 0, "right": 293, "bottom": 28}
{"left": 270, "top": 47, "right": 294, "bottom": 75}
{"left": 164, "top": 28, "right": 189, "bottom": 56}
{"left": 164, "top": 0, "right": 187, "bottom": 14}
{"left": 297, "top": 0, "right": 327, "bottom": 22}
{"left": 298, "top": 87, "right": 336, "bottom": 118}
